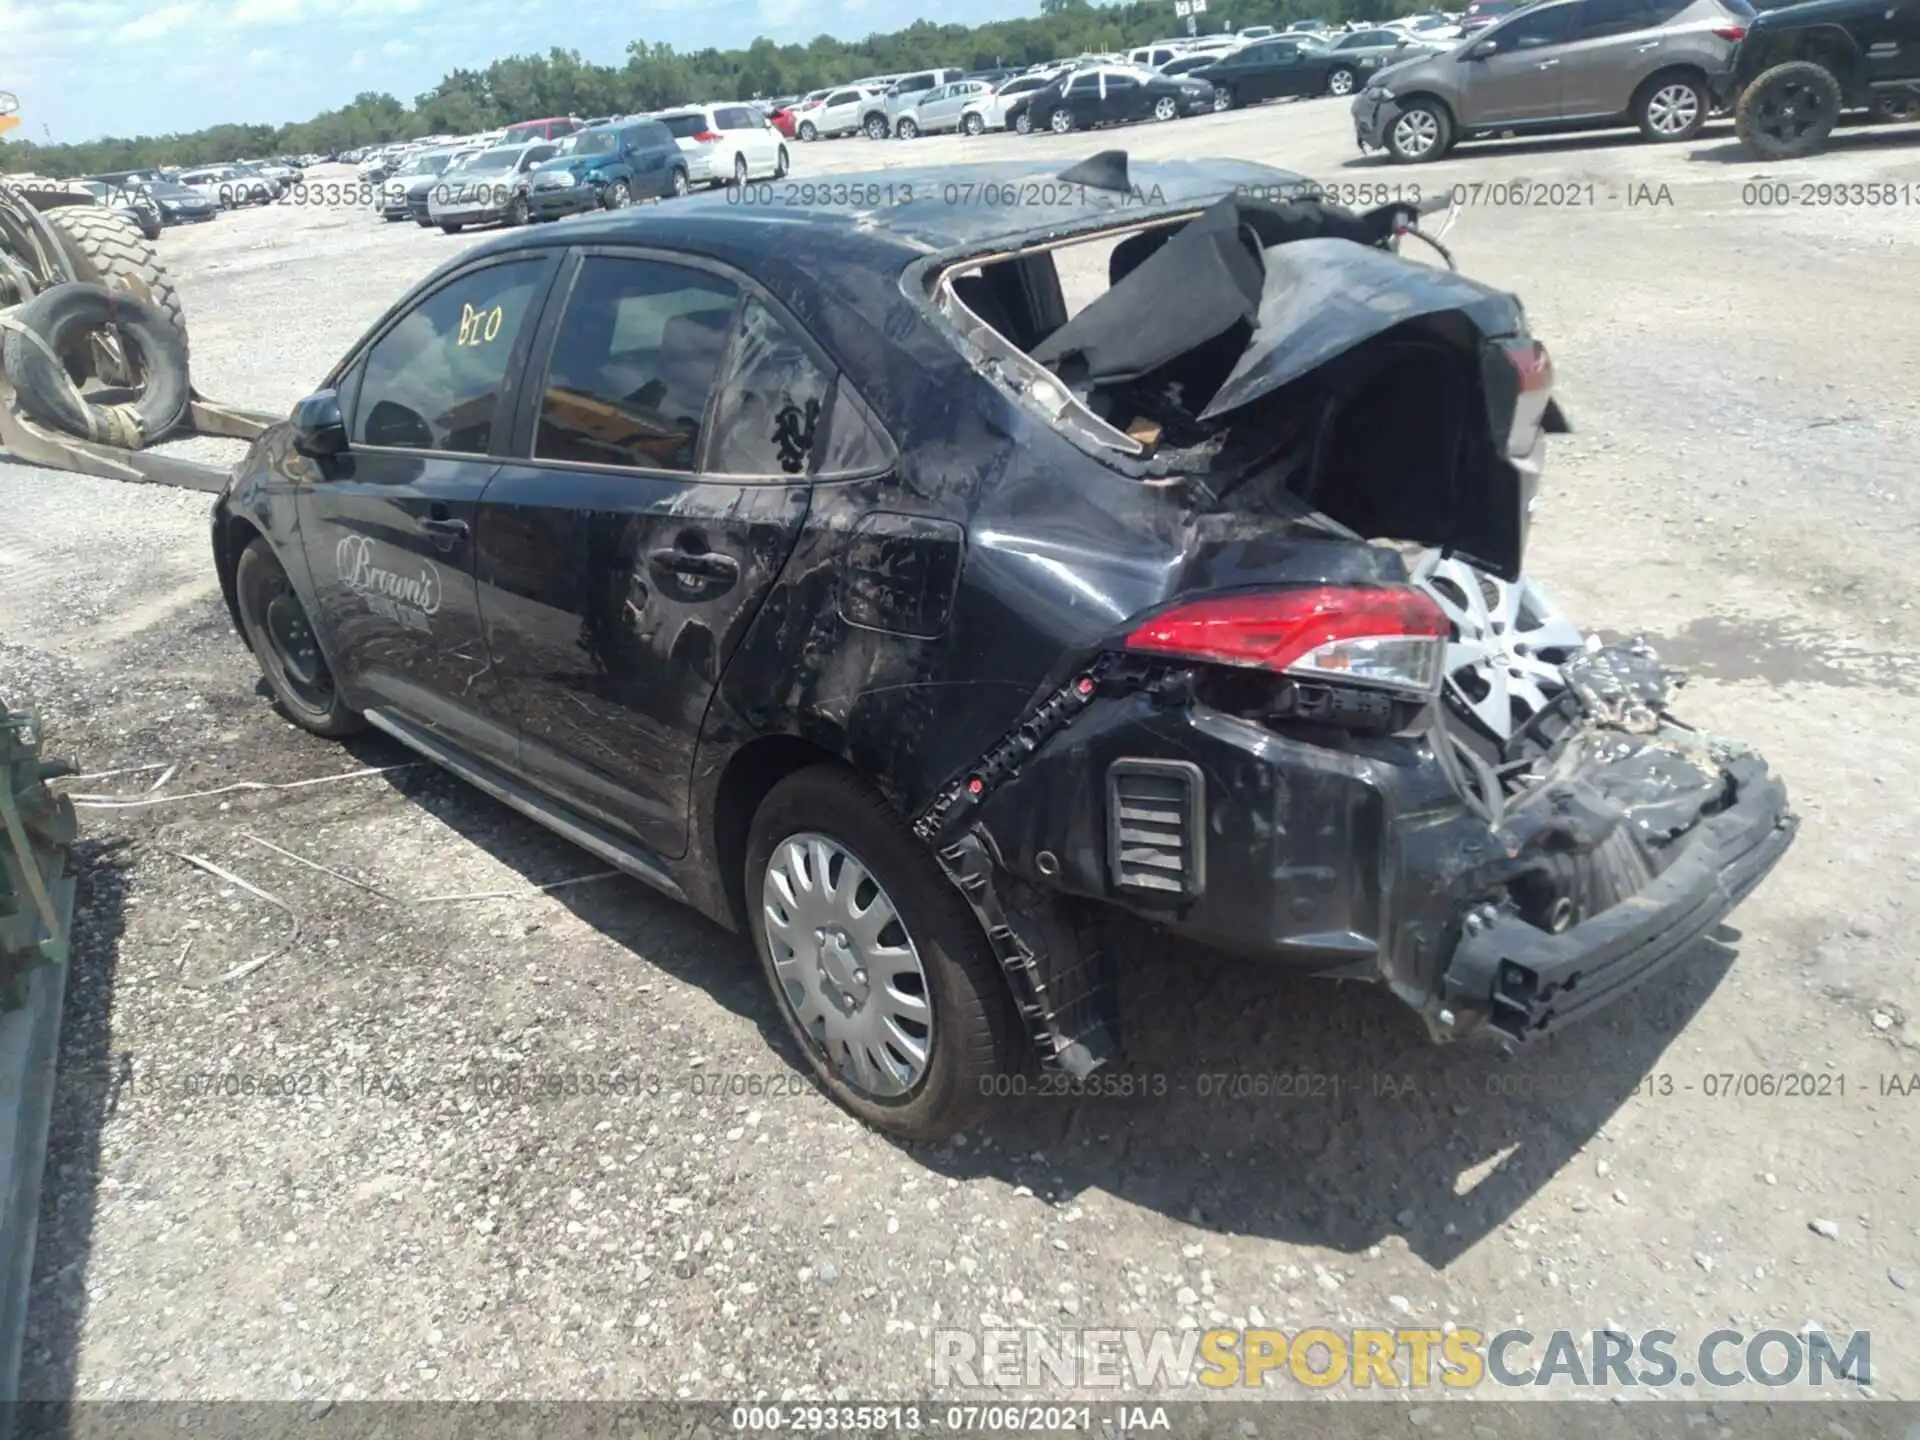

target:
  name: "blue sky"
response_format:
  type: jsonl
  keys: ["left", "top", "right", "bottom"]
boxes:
{"left": 6, "top": 0, "right": 1042, "bottom": 144}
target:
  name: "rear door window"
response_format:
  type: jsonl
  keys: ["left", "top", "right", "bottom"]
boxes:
{"left": 707, "top": 297, "right": 835, "bottom": 477}
{"left": 1500, "top": 3, "right": 1574, "bottom": 46}
{"left": 534, "top": 256, "right": 741, "bottom": 473}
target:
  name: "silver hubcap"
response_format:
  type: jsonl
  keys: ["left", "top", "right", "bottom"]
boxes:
{"left": 1213, "top": 90, "right": 1230, "bottom": 111}
{"left": 1051, "top": 110, "right": 1071, "bottom": 131}
{"left": 762, "top": 834, "right": 933, "bottom": 1098}
{"left": 1647, "top": 83, "right": 1698, "bottom": 135}
{"left": 1155, "top": 98, "right": 1176, "bottom": 118}
{"left": 1414, "top": 550, "right": 1585, "bottom": 742}
{"left": 1394, "top": 108, "right": 1439, "bottom": 155}
{"left": 1331, "top": 70, "right": 1354, "bottom": 94}
{"left": 1016, "top": 115, "right": 1030, "bottom": 133}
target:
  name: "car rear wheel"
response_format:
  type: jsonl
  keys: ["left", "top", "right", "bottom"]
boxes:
{"left": 1386, "top": 99, "right": 1452, "bottom": 162}
{"left": 962, "top": 112, "right": 985, "bottom": 135}
{"left": 602, "top": 179, "right": 631, "bottom": 209}
{"left": 1635, "top": 72, "right": 1708, "bottom": 141}
{"left": 1735, "top": 59, "right": 1842, "bottom": 159}
{"left": 234, "top": 538, "right": 365, "bottom": 739}
{"left": 865, "top": 113, "right": 889, "bottom": 139}
{"left": 896, "top": 116, "right": 920, "bottom": 138}
{"left": 669, "top": 167, "right": 690, "bottom": 197}
{"left": 1152, "top": 95, "right": 1179, "bottom": 120}
{"left": 1212, "top": 86, "right": 1234, "bottom": 111}
{"left": 775, "top": 146, "right": 789, "bottom": 177}
{"left": 1014, "top": 111, "right": 1033, "bottom": 134}
{"left": 733, "top": 154, "right": 749, "bottom": 187}
{"left": 799, "top": 120, "right": 818, "bottom": 141}
{"left": 746, "top": 766, "right": 1014, "bottom": 1141}
{"left": 1049, "top": 107, "right": 1075, "bottom": 133}
{"left": 440, "top": 222, "right": 463, "bottom": 234}
{"left": 1328, "top": 66, "right": 1357, "bottom": 96}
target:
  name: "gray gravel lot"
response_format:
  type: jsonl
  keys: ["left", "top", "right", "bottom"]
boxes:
{"left": 4, "top": 95, "right": 1919, "bottom": 1407}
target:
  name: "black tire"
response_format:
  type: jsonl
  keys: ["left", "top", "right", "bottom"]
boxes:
{"left": 602, "top": 179, "right": 631, "bottom": 209}
{"left": 42, "top": 204, "right": 189, "bottom": 372}
{"left": 1152, "top": 95, "right": 1179, "bottom": 120}
{"left": 1212, "top": 86, "right": 1234, "bottom": 112}
{"left": 798, "top": 120, "right": 818, "bottom": 141}
{"left": 441, "top": 223, "right": 463, "bottom": 234}
{"left": 1, "top": 282, "right": 190, "bottom": 446}
{"left": 865, "top": 113, "right": 890, "bottom": 139}
{"left": 896, "top": 117, "right": 920, "bottom": 139}
{"left": 745, "top": 766, "right": 1015, "bottom": 1141}
{"left": 506, "top": 193, "right": 530, "bottom": 226}
{"left": 1385, "top": 97, "right": 1453, "bottom": 162}
{"left": 669, "top": 166, "right": 690, "bottom": 197}
{"left": 415, "top": 217, "right": 434, "bottom": 228}
{"left": 1014, "top": 110, "right": 1033, "bottom": 135}
{"left": 1735, "top": 59, "right": 1842, "bottom": 159}
{"left": 1870, "top": 90, "right": 1920, "bottom": 122}
{"left": 962, "top": 112, "right": 985, "bottom": 135}
{"left": 774, "top": 146, "right": 789, "bottom": 178}
{"left": 1327, "top": 66, "right": 1358, "bottom": 96}
{"left": 234, "top": 538, "right": 365, "bottom": 739}
{"left": 1049, "top": 107, "right": 1076, "bottom": 133}
{"left": 383, "top": 210, "right": 405, "bottom": 222}
{"left": 1633, "top": 70, "right": 1709, "bottom": 142}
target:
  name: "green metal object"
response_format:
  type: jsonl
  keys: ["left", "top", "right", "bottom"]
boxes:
{"left": 0, "top": 705, "right": 76, "bottom": 1015}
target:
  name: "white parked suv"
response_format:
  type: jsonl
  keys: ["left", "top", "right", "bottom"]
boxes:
{"left": 796, "top": 85, "right": 884, "bottom": 140}
{"left": 655, "top": 104, "right": 790, "bottom": 188}
{"left": 959, "top": 73, "right": 1060, "bottom": 134}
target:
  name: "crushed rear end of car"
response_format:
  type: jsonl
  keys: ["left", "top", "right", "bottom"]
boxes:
{"left": 913, "top": 168, "right": 1797, "bottom": 1068}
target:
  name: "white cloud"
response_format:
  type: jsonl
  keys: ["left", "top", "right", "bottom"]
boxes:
{"left": 121, "top": 2, "right": 207, "bottom": 41}
{"left": 381, "top": 37, "right": 412, "bottom": 57}
{"left": 245, "top": 46, "right": 282, "bottom": 66}
{"left": 233, "top": 0, "right": 305, "bottom": 22}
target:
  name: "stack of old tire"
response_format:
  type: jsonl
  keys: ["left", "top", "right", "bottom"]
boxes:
{"left": 0, "top": 189, "right": 192, "bottom": 450}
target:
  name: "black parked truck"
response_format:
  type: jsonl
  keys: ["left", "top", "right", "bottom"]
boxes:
{"left": 1725, "top": 0, "right": 1920, "bottom": 158}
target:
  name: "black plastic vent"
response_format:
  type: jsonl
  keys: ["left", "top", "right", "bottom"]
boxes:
{"left": 1106, "top": 759, "right": 1204, "bottom": 901}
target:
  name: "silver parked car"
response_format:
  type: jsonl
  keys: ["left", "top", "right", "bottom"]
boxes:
{"left": 1353, "top": 0, "right": 1752, "bottom": 162}
{"left": 426, "top": 141, "right": 558, "bottom": 231}
{"left": 890, "top": 79, "right": 996, "bottom": 137}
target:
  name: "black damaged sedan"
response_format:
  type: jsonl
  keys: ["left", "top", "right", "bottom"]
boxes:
{"left": 211, "top": 153, "right": 1796, "bottom": 1139}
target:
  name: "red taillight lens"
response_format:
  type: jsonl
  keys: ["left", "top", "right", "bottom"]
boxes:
{"left": 1124, "top": 585, "right": 1449, "bottom": 696}
{"left": 1503, "top": 336, "right": 1554, "bottom": 455}
{"left": 693, "top": 129, "right": 722, "bottom": 142}
{"left": 1712, "top": 24, "right": 1747, "bottom": 39}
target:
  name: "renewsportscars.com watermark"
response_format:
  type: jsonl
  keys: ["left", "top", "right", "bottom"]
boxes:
{"left": 934, "top": 1326, "right": 1871, "bottom": 1392}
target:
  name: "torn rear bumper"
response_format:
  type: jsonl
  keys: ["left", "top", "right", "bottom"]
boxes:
{"left": 1438, "top": 754, "right": 1796, "bottom": 1041}
{"left": 958, "top": 677, "right": 1796, "bottom": 1051}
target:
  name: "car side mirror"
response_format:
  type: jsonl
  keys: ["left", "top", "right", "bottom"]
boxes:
{"left": 1468, "top": 37, "right": 1499, "bottom": 57}
{"left": 292, "top": 389, "right": 349, "bottom": 458}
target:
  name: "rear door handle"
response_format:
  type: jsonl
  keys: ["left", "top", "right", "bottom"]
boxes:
{"left": 1537, "top": 57, "right": 1560, "bottom": 67}
{"left": 418, "top": 516, "right": 469, "bottom": 539}
{"left": 648, "top": 547, "right": 740, "bottom": 582}
{"left": 1636, "top": 40, "right": 1661, "bottom": 49}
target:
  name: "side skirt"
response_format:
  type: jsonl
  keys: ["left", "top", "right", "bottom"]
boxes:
{"left": 362, "top": 708, "right": 687, "bottom": 905}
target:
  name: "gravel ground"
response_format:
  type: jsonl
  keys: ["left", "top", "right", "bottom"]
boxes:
{"left": 4, "top": 97, "right": 1919, "bottom": 1409}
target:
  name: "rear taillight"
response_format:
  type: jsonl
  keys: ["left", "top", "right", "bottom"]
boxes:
{"left": 693, "top": 129, "right": 722, "bottom": 142}
{"left": 1502, "top": 336, "right": 1555, "bottom": 455}
{"left": 1712, "top": 24, "right": 1747, "bottom": 39}
{"left": 1124, "top": 586, "right": 1448, "bottom": 697}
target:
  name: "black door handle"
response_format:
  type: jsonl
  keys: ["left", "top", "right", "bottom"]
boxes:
{"left": 419, "top": 516, "right": 469, "bottom": 539}
{"left": 648, "top": 547, "right": 739, "bottom": 582}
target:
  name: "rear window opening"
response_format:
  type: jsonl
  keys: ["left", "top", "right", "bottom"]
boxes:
{"left": 930, "top": 198, "right": 1499, "bottom": 556}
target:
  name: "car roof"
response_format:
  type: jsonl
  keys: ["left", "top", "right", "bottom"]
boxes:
{"left": 457, "top": 155, "right": 1309, "bottom": 278}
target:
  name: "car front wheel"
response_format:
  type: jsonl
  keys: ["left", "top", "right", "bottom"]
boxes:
{"left": 1212, "top": 86, "right": 1234, "bottom": 112}
{"left": 896, "top": 117, "right": 919, "bottom": 138}
{"left": 963, "top": 112, "right": 985, "bottom": 135}
{"left": 865, "top": 114, "right": 889, "bottom": 139}
{"left": 1328, "top": 66, "right": 1358, "bottom": 96}
{"left": 1735, "top": 59, "right": 1842, "bottom": 159}
{"left": 1635, "top": 72, "right": 1708, "bottom": 141}
{"left": 746, "top": 766, "right": 1015, "bottom": 1141}
{"left": 602, "top": 179, "right": 631, "bottom": 209}
{"left": 1385, "top": 98, "right": 1452, "bottom": 162}
{"left": 1153, "top": 95, "right": 1178, "bottom": 120}
{"left": 234, "top": 538, "right": 365, "bottom": 739}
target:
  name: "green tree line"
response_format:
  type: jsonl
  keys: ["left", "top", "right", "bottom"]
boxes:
{"left": 2, "top": 0, "right": 1423, "bottom": 176}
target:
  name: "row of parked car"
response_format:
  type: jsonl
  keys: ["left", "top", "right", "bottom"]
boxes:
{"left": 55, "top": 155, "right": 314, "bottom": 240}
{"left": 358, "top": 105, "right": 797, "bottom": 235}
